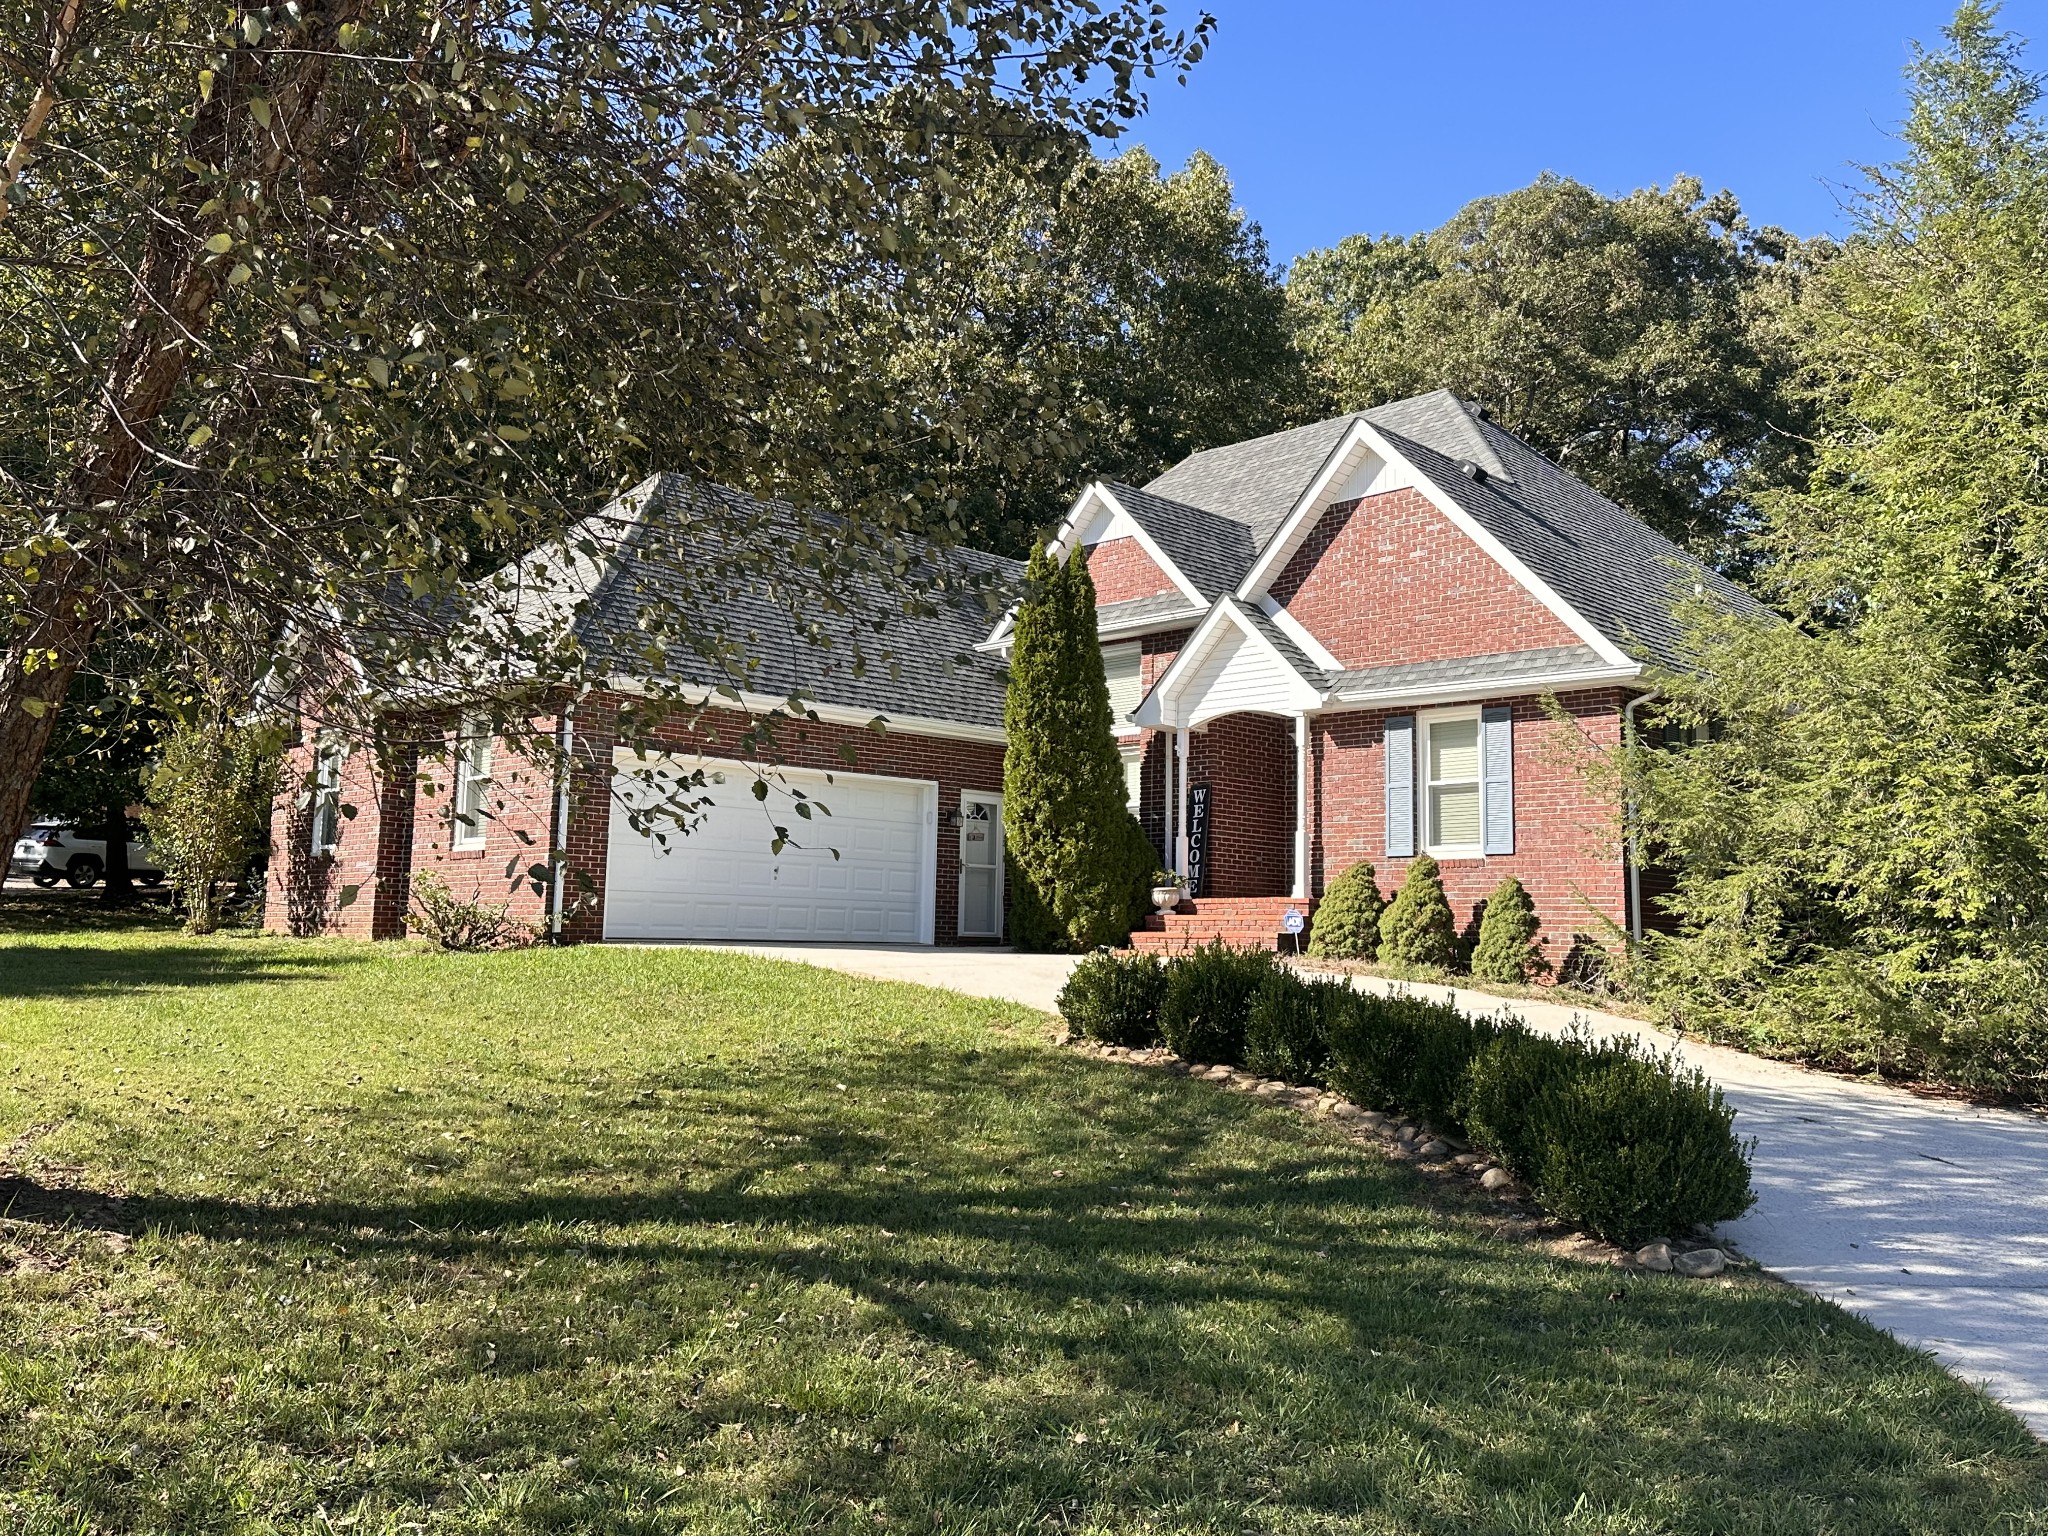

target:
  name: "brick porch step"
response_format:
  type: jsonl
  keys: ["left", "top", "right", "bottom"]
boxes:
{"left": 1125, "top": 895, "right": 1316, "bottom": 954}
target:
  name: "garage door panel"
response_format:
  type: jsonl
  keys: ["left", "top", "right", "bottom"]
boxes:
{"left": 604, "top": 758, "right": 931, "bottom": 943}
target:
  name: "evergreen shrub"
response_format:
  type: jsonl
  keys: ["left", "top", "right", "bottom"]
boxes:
{"left": 1158, "top": 942, "right": 1274, "bottom": 1066}
{"left": 1003, "top": 543, "right": 1155, "bottom": 951}
{"left": 1305, "top": 860, "right": 1384, "bottom": 960}
{"left": 1499, "top": 1048, "right": 1753, "bottom": 1253}
{"left": 1057, "top": 951, "right": 1167, "bottom": 1047}
{"left": 1325, "top": 989, "right": 1507, "bottom": 1128}
{"left": 1243, "top": 969, "right": 1341, "bottom": 1083}
{"left": 1469, "top": 876, "right": 1550, "bottom": 985}
{"left": 1377, "top": 854, "right": 1462, "bottom": 970}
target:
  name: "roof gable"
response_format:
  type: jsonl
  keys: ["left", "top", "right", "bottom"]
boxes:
{"left": 1131, "top": 388, "right": 1768, "bottom": 673}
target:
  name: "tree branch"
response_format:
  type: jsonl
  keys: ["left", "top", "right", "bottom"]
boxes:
{"left": 0, "top": 0, "right": 86, "bottom": 226}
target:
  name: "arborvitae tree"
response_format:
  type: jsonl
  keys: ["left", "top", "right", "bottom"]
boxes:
{"left": 1306, "top": 859, "right": 1385, "bottom": 960}
{"left": 1377, "top": 854, "right": 1461, "bottom": 971}
{"left": 1470, "top": 875, "right": 1549, "bottom": 985}
{"left": 1002, "top": 544, "right": 1153, "bottom": 950}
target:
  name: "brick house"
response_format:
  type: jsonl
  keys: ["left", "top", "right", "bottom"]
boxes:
{"left": 268, "top": 389, "right": 1760, "bottom": 958}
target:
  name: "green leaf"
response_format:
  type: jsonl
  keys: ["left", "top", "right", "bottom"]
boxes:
{"left": 202, "top": 233, "right": 234, "bottom": 255}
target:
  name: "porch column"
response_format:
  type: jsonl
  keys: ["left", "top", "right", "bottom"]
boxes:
{"left": 1292, "top": 712, "right": 1311, "bottom": 900}
{"left": 1160, "top": 733, "right": 1175, "bottom": 871}
{"left": 1174, "top": 726, "right": 1191, "bottom": 876}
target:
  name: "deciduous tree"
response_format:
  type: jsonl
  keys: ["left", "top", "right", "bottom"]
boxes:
{"left": 0, "top": 0, "right": 1212, "bottom": 846}
{"left": 1288, "top": 175, "right": 1815, "bottom": 560}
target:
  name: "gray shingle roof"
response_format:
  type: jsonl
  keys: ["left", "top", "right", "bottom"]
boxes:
{"left": 1233, "top": 601, "right": 1331, "bottom": 688}
{"left": 1384, "top": 407, "right": 1773, "bottom": 671}
{"left": 1141, "top": 416, "right": 1358, "bottom": 548}
{"left": 1130, "top": 388, "right": 1768, "bottom": 672}
{"left": 1099, "top": 481, "right": 1255, "bottom": 602}
{"left": 1326, "top": 644, "right": 1619, "bottom": 701}
{"left": 1096, "top": 591, "right": 1206, "bottom": 635}
{"left": 497, "top": 474, "right": 1021, "bottom": 729}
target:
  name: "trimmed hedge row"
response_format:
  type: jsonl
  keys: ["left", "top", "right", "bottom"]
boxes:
{"left": 1056, "top": 944, "right": 1755, "bottom": 1247}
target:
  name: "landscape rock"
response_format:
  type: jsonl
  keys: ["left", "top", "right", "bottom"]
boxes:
{"left": 1394, "top": 1124, "right": 1419, "bottom": 1144}
{"left": 1253, "top": 1080, "right": 1284, "bottom": 1098}
{"left": 1356, "top": 1110, "right": 1390, "bottom": 1130}
{"left": 1453, "top": 1152, "right": 1488, "bottom": 1167}
{"left": 1417, "top": 1139, "right": 1452, "bottom": 1158}
{"left": 1633, "top": 1241, "right": 1674, "bottom": 1272}
{"left": 1673, "top": 1247, "right": 1727, "bottom": 1278}
{"left": 1479, "top": 1167, "right": 1516, "bottom": 1192}
{"left": 1203, "top": 1066, "right": 1233, "bottom": 1082}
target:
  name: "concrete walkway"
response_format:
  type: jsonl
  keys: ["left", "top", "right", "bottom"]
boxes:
{"left": 709, "top": 942, "right": 2048, "bottom": 1435}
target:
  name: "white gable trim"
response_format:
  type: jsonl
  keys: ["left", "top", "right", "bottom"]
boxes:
{"left": 1130, "top": 597, "right": 1325, "bottom": 730}
{"left": 1236, "top": 420, "right": 1634, "bottom": 669}
{"left": 1257, "top": 595, "right": 1343, "bottom": 673}
{"left": 1049, "top": 482, "right": 1207, "bottom": 608}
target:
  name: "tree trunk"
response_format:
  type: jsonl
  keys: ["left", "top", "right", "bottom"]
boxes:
{"left": 100, "top": 796, "right": 133, "bottom": 905}
{"left": 0, "top": 1, "right": 367, "bottom": 848}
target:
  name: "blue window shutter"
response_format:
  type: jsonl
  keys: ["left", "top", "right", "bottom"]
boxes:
{"left": 1384, "top": 714, "right": 1416, "bottom": 859}
{"left": 1482, "top": 704, "right": 1514, "bottom": 855}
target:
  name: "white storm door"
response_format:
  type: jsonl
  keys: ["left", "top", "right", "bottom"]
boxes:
{"left": 957, "top": 792, "right": 1004, "bottom": 939}
{"left": 604, "top": 753, "right": 935, "bottom": 944}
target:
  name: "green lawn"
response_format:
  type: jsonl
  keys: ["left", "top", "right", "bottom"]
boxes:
{"left": 1, "top": 912, "right": 2042, "bottom": 1534}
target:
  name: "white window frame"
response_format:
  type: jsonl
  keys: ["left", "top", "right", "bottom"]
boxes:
{"left": 452, "top": 718, "right": 493, "bottom": 850}
{"left": 309, "top": 741, "right": 344, "bottom": 857}
{"left": 1119, "top": 744, "right": 1144, "bottom": 814}
{"left": 1102, "top": 641, "right": 1143, "bottom": 733}
{"left": 1419, "top": 705, "right": 1485, "bottom": 861}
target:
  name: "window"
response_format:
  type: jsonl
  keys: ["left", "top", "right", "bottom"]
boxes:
{"left": 1424, "top": 710, "right": 1482, "bottom": 856}
{"left": 452, "top": 719, "right": 493, "bottom": 849}
{"left": 1102, "top": 642, "right": 1142, "bottom": 730}
{"left": 1121, "top": 747, "right": 1144, "bottom": 813}
{"left": 310, "top": 743, "right": 343, "bottom": 856}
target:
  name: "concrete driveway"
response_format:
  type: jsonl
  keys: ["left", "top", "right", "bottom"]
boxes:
{"left": 707, "top": 942, "right": 2048, "bottom": 1435}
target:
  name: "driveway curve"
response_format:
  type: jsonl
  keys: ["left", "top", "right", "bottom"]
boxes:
{"left": 703, "top": 941, "right": 2048, "bottom": 1436}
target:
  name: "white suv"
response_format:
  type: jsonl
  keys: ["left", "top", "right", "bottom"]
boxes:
{"left": 8, "top": 822, "right": 166, "bottom": 888}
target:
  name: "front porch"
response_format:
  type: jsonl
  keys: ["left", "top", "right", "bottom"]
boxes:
{"left": 1127, "top": 895, "right": 1319, "bottom": 954}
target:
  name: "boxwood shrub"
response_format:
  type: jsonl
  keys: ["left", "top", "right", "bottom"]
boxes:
{"left": 1326, "top": 988, "right": 1509, "bottom": 1129}
{"left": 1244, "top": 969, "right": 1343, "bottom": 1084}
{"left": 1057, "top": 950, "right": 1167, "bottom": 1047}
{"left": 1463, "top": 1031, "right": 1755, "bottom": 1246}
{"left": 1158, "top": 942, "right": 1274, "bottom": 1066}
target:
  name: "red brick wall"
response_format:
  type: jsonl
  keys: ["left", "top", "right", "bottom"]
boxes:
{"left": 1188, "top": 712, "right": 1296, "bottom": 897}
{"left": 1306, "top": 688, "right": 1627, "bottom": 963}
{"left": 1271, "top": 491, "right": 1580, "bottom": 668}
{"left": 265, "top": 732, "right": 419, "bottom": 940}
{"left": 408, "top": 715, "right": 563, "bottom": 929}
{"left": 558, "top": 694, "right": 1007, "bottom": 945}
{"left": 1085, "top": 536, "right": 1180, "bottom": 605}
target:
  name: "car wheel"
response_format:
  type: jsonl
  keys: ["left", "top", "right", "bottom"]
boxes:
{"left": 31, "top": 870, "right": 60, "bottom": 888}
{"left": 65, "top": 856, "right": 103, "bottom": 889}
{"left": 139, "top": 872, "right": 166, "bottom": 886}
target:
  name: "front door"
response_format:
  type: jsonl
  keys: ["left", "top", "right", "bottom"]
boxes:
{"left": 958, "top": 793, "right": 1004, "bottom": 939}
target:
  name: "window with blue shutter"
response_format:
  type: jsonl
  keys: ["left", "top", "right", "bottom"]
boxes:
{"left": 1384, "top": 714, "right": 1416, "bottom": 859}
{"left": 1481, "top": 704, "right": 1514, "bottom": 855}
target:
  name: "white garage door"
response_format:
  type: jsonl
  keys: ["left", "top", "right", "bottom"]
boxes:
{"left": 603, "top": 754, "right": 934, "bottom": 943}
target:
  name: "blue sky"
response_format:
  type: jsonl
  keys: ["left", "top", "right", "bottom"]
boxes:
{"left": 1116, "top": 1, "right": 2047, "bottom": 265}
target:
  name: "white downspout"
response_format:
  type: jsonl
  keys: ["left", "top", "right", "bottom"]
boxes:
{"left": 1292, "top": 712, "right": 1311, "bottom": 900}
{"left": 1621, "top": 691, "right": 1657, "bottom": 945}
